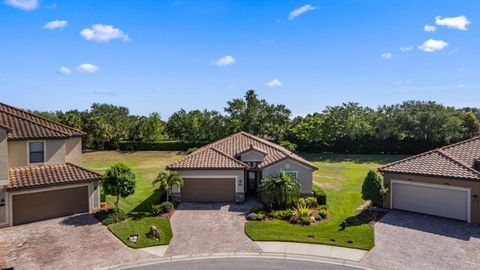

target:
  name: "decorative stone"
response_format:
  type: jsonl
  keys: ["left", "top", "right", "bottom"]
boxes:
{"left": 149, "top": 226, "right": 161, "bottom": 240}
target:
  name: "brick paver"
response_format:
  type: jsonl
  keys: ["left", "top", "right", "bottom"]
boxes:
{"left": 0, "top": 214, "right": 154, "bottom": 270}
{"left": 363, "top": 210, "right": 480, "bottom": 270}
{"left": 165, "top": 200, "right": 261, "bottom": 256}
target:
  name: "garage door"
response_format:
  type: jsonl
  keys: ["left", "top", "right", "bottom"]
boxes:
{"left": 182, "top": 178, "right": 235, "bottom": 202}
{"left": 12, "top": 186, "right": 89, "bottom": 225}
{"left": 392, "top": 180, "right": 470, "bottom": 222}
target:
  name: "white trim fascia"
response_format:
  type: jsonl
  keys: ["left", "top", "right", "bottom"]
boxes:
{"left": 263, "top": 158, "right": 314, "bottom": 171}
{"left": 180, "top": 175, "right": 242, "bottom": 193}
{"left": 390, "top": 179, "right": 471, "bottom": 223}
{"left": 27, "top": 140, "right": 47, "bottom": 165}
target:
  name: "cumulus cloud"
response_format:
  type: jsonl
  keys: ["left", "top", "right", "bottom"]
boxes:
{"left": 266, "top": 79, "right": 282, "bottom": 88}
{"left": 381, "top": 53, "right": 392, "bottom": 60}
{"left": 288, "top": 4, "right": 317, "bottom": 20}
{"left": 58, "top": 66, "right": 71, "bottom": 75}
{"left": 4, "top": 0, "right": 38, "bottom": 10}
{"left": 76, "top": 64, "right": 99, "bottom": 73}
{"left": 435, "top": 16, "right": 471, "bottom": 31}
{"left": 44, "top": 20, "right": 68, "bottom": 30}
{"left": 213, "top": 55, "right": 235, "bottom": 66}
{"left": 80, "top": 24, "right": 129, "bottom": 42}
{"left": 418, "top": 39, "right": 448, "bottom": 52}
{"left": 424, "top": 24, "right": 436, "bottom": 32}
{"left": 400, "top": 46, "right": 414, "bottom": 52}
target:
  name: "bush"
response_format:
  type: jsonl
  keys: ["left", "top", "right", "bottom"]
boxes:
{"left": 279, "top": 140, "right": 297, "bottom": 152}
{"left": 318, "top": 209, "right": 329, "bottom": 219}
{"left": 150, "top": 204, "right": 162, "bottom": 216}
{"left": 305, "top": 197, "right": 318, "bottom": 208}
{"left": 312, "top": 186, "right": 327, "bottom": 205}
{"left": 246, "top": 213, "right": 257, "bottom": 221}
{"left": 249, "top": 204, "right": 264, "bottom": 213}
{"left": 159, "top": 201, "right": 174, "bottom": 213}
{"left": 292, "top": 203, "right": 313, "bottom": 225}
{"left": 361, "top": 170, "right": 386, "bottom": 207}
{"left": 118, "top": 141, "right": 207, "bottom": 151}
{"left": 259, "top": 171, "right": 301, "bottom": 210}
{"left": 269, "top": 209, "right": 294, "bottom": 220}
{"left": 256, "top": 213, "right": 265, "bottom": 220}
{"left": 100, "top": 208, "right": 127, "bottom": 225}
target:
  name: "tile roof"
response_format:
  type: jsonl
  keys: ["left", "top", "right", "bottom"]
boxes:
{"left": 8, "top": 163, "right": 102, "bottom": 190}
{"left": 379, "top": 136, "right": 480, "bottom": 181}
{"left": 167, "top": 147, "right": 248, "bottom": 170}
{"left": 0, "top": 102, "right": 85, "bottom": 140}
{"left": 167, "top": 131, "right": 318, "bottom": 170}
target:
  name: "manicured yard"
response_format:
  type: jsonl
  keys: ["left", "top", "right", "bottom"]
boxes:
{"left": 245, "top": 153, "right": 404, "bottom": 250}
{"left": 108, "top": 217, "right": 172, "bottom": 248}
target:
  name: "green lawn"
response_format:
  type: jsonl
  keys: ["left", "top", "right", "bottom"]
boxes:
{"left": 84, "top": 151, "right": 183, "bottom": 247}
{"left": 245, "top": 153, "right": 404, "bottom": 250}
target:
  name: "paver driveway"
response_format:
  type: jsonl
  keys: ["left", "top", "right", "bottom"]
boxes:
{"left": 0, "top": 214, "right": 154, "bottom": 270}
{"left": 363, "top": 210, "right": 480, "bottom": 270}
{"left": 165, "top": 200, "right": 261, "bottom": 256}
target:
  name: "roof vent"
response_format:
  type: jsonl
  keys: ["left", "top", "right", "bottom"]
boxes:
{"left": 474, "top": 159, "right": 480, "bottom": 171}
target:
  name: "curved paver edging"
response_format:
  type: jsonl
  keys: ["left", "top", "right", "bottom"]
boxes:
{"left": 98, "top": 252, "right": 373, "bottom": 270}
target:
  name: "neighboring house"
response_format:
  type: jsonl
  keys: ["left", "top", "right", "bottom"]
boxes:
{"left": 166, "top": 131, "right": 317, "bottom": 203}
{"left": 379, "top": 136, "right": 480, "bottom": 224}
{"left": 0, "top": 102, "right": 102, "bottom": 227}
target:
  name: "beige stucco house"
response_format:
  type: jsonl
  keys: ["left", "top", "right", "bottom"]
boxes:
{"left": 379, "top": 136, "right": 480, "bottom": 224}
{"left": 166, "top": 131, "right": 317, "bottom": 203}
{"left": 0, "top": 102, "right": 102, "bottom": 227}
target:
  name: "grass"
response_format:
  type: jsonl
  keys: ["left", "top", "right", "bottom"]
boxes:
{"left": 245, "top": 153, "right": 405, "bottom": 250}
{"left": 108, "top": 217, "right": 173, "bottom": 248}
{"left": 84, "top": 151, "right": 184, "bottom": 247}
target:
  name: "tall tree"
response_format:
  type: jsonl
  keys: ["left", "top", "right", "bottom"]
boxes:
{"left": 462, "top": 111, "right": 480, "bottom": 138}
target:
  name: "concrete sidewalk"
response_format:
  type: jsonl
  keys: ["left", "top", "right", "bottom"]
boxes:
{"left": 254, "top": 241, "right": 368, "bottom": 262}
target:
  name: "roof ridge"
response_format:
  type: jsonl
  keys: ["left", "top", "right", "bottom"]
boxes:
{"left": 436, "top": 149, "right": 480, "bottom": 177}
{"left": 378, "top": 148, "right": 441, "bottom": 171}
{"left": 66, "top": 162, "right": 103, "bottom": 177}
{"left": 240, "top": 131, "right": 292, "bottom": 155}
{"left": 0, "top": 102, "right": 86, "bottom": 136}
{"left": 211, "top": 147, "right": 248, "bottom": 167}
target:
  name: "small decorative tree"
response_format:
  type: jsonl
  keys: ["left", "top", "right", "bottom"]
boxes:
{"left": 361, "top": 170, "right": 386, "bottom": 208}
{"left": 258, "top": 171, "right": 301, "bottom": 210}
{"left": 102, "top": 163, "right": 136, "bottom": 209}
{"left": 152, "top": 171, "right": 183, "bottom": 202}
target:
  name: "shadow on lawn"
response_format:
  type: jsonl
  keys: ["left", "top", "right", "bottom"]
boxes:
{"left": 129, "top": 191, "right": 164, "bottom": 220}
{"left": 301, "top": 153, "right": 407, "bottom": 165}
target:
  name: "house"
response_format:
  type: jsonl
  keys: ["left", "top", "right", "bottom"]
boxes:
{"left": 379, "top": 136, "right": 480, "bottom": 224}
{"left": 0, "top": 102, "right": 102, "bottom": 227}
{"left": 166, "top": 131, "right": 317, "bottom": 203}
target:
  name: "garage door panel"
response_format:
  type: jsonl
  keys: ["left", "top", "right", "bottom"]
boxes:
{"left": 13, "top": 186, "right": 89, "bottom": 225}
{"left": 182, "top": 178, "right": 235, "bottom": 202}
{"left": 392, "top": 181, "right": 469, "bottom": 221}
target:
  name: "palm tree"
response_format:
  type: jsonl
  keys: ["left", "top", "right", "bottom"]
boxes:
{"left": 258, "top": 171, "right": 300, "bottom": 210}
{"left": 152, "top": 171, "right": 184, "bottom": 202}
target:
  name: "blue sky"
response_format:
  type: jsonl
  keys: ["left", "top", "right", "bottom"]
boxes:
{"left": 0, "top": 0, "right": 479, "bottom": 118}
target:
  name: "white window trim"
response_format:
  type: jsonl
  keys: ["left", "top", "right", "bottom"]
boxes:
{"left": 27, "top": 140, "right": 46, "bottom": 165}
{"left": 284, "top": 170, "right": 298, "bottom": 178}
{"left": 390, "top": 179, "right": 471, "bottom": 223}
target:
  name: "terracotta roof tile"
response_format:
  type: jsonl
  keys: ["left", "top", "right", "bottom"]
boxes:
{"left": 8, "top": 163, "right": 102, "bottom": 190}
{"left": 379, "top": 136, "right": 480, "bottom": 181}
{"left": 167, "top": 147, "right": 248, "bottom": 170}
{"left": 0, "top": 102, "right": 85, "bottom": 140}
{"left": 167, "top": 131, "right": 317, "bottom": 170}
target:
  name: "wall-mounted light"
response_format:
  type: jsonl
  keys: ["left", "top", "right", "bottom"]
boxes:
{"left": 285, "top": 164, "right": 290, "bottom": 170}
{"left": 0, "top": 199, "right": 5, "bottom": 207}
{"left": 472, "top": 194, "right": 479, "bottom": 204}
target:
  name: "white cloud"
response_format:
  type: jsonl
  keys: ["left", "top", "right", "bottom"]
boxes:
{"left": 4, "top": 0, "right": 38, "bottom": 10}
{"left": 288, "top": 4, "right": 317, "bottom": 20}
{"left": 418, "top": 39, "right": 448, "bottom": 52}
{"left": 435, "top": 16, "right": 471, "bottom": 31}
{"left": 381, "top": 53, "right": 392, "bottom": 60}
{"left": 58, "top": 66, "right": 71, "bottom": 75}
{"left": 400, "top": 46, "right": 414, "bottom": 52}
{"left": 76, "top": 64, "right": 99, "bottom": 73}
{"left": 213, "top": 55, "right": 235, "bottom": 66}
{"left": 266, "top": 79, "right": 282, "bottom": 88}
{"left": 80, "top": 24, "right": 129, "bottom": 42}
{"left": 44, "top": 20, "right": 68, "bottom": 30}
{"left": 424, "top": 24, "right": 436, "bottom": 32}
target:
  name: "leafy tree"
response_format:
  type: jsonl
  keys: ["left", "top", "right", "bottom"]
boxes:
{"left": 361, "top": 170, "right": 386, "bottom": 207}
{"left": 462, "top": 111, "right": 480, "bottom": 138}
{"left": 258, "top": 171, "right": 301, "bottom": 210}
{"left": 131, "top": 112, "right": 167, "bottom": 142}
{"left": 102, "top": 163, "right": 137, "bottom": 209}
{"left": 152, "top": 171, "right": 184, "bottom": 202}
{"left": 279, "top": 140, "right": 297, "bottom": 152}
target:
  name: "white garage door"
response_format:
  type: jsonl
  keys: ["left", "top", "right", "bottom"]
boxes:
{"left": 391, "top": 180, "right": 470, "bottom": 222}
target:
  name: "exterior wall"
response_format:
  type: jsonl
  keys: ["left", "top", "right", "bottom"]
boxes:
{"left": 8, "top": 139, "right": 67, "bottom": 167}
{"left": 172, "top": 169, "right": 245, "bottom": 203}
{"left": 262, "top": 159, "right": 314, "bottom": 194}
{"left": 241, "top": 150, "right": 265, "bottom": 161}
{"left": 0, "top": 188, "right": 6, "bottom": 226}
{"left": 383, "top": 173, "right": 480, "bottom": 224}
{"left": 65, "top": 137, "right": 83, "bottom": 166}
{"left": 0, "top": 129, "right": 8, "bottom": 186}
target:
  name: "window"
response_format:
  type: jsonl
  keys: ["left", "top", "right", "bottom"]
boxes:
{"left": 284, "top": 171, "right": 298, "bottom": 179}
{"left": 29, "top": 142, "right": 45, "bottom": 163}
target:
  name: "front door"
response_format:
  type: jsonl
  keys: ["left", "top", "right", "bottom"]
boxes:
{"left": 247, "top": 170, "right": 257, "bottom": 192}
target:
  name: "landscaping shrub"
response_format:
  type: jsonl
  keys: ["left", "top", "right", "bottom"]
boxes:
{"left": 249, "top": 204, "right": 264, "bottom": 213}
{"left": 118, "top": 141, "right": 207, "bottom": 151}
{"left": 361, "top": 170, "right": 386, "bottom": 207}
{"left": 312, "top": 186, "right": 327, "bottom": 205}
{"left": 292, "top": 203, "right": 313, "bottom": 225}
{"left": 269, "top": 209, "right": 294, "bottom": 220}
{"left": 318, "top": 209, "right": 329, "bottom": 219}
{"left": 256, "top": 213, "right": 265, "bottom": 220}
{"left": 159, "top": 201, "right": 174, "bottom": 213}
{"left": 258, "top": 171, "right": 301, "bottom": 210}
{"left": 100, "top": 208, "right": 127, "bottom": 225}
{"left": 150, "top": 204, "right": 163, "bottom": 216}
{"left": 246, "top": 213, "right": 258, "bottom": 221}
{"left": 305, "top": 197, "right": 318, "bottom": 208}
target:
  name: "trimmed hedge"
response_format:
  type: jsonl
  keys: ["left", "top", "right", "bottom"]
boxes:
{"left": 118, "top": 141, "right": 207, "bottom": 151}
{"left": 312, "top": 186, "right": 327, "bottom": 206}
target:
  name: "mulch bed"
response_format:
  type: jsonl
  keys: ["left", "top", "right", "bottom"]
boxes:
{"left": 356, "top": 208, "right": 388, "bottom": 224}
{"left": 158, "top": 209, "right": 175, "bottom": 219}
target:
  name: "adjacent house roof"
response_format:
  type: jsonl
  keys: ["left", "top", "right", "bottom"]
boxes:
{"left": 8, "top": 163, "right": 102, "bottom": 190}
{"left": 0, "top": 102, "right": 86, "bottom": 140}
{"left": 379, "top": 136, "right": 480, "bottom": 181}
{"left": 167, "top": 131, "right": 318, "bottom": 170}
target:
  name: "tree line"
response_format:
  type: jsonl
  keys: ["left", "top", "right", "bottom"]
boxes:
{"left": 35, "top": 90, "right": 480, "bottom": 154}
